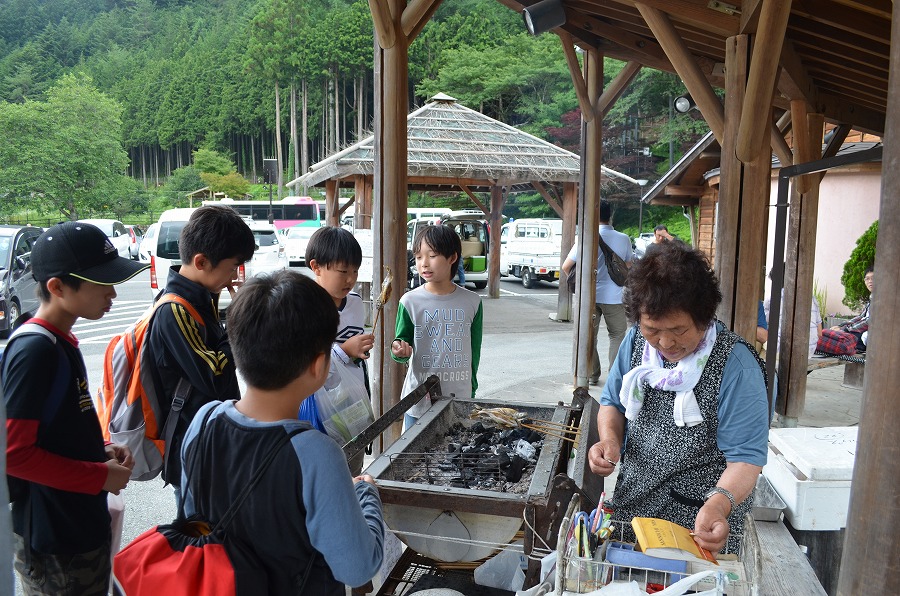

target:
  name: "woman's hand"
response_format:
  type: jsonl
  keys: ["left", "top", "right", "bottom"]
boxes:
{"left": 693, "top": 498, "right": 730, "bottom": 553}
{"left": 391, "top": 339, "right": 412, "bottom": 358}
{"left": 588, "top": 439, "right": 621, "bottom": 477}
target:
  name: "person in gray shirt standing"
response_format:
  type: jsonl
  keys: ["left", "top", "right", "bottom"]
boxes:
{"left": 562, "top": 200, "right": 633, "bottom": 385}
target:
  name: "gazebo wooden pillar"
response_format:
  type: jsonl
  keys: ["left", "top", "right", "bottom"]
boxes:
{"left": 487, "top": 184, "right": 504, "bottom": 298}
{"left": 555, "top": 182, "right": 577, "bottom": 321}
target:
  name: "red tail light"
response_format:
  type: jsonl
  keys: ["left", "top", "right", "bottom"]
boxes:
{"left": 150, "top": 256, "right": 158, "bottom": 289}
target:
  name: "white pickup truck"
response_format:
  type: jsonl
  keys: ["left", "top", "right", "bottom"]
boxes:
{"left": 499, "top": 219, "right": 563, "bottom": 288}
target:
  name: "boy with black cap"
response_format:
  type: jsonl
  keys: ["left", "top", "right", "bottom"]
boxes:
{"left": 2, "top": 221, "right": 147, "bottom": 594}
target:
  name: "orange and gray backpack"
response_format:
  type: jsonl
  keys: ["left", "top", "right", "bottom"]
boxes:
{"left": 95, "top": 293, "right": 203, "bottom": 481}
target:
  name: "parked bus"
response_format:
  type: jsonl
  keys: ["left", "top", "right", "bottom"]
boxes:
{"left": 202, "top": 196, "right": 319, "bottom": 230}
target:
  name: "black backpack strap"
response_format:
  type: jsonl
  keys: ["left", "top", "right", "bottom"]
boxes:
{"left": 216, "top": 425, "right": 306, "bottom": 529}
{"left": 161, "top": 377, "right": 192, "bottom": 481}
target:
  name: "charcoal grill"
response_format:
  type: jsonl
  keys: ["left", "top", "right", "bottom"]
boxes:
{"left": 366, "top": 388, "right": 572, "bottom": 563}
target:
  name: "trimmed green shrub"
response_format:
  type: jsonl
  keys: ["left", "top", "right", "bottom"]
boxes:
{"left": 840, "top": 220, "right": 877, "bottom": 310}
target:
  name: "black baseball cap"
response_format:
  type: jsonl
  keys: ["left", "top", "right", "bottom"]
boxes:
{"left": 32, "top": 221, "right": 149, "bottom": 285}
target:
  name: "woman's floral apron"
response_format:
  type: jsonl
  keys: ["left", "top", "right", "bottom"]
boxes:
{"left": 608, "top": 323, "right": 766, "bottom": 553}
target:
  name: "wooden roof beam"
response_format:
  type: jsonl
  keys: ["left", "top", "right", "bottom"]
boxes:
{"left": 777, "top": 39, "right": 818, "bottom": 104}
{"left": 664, "top": 184, "right": 704, "bottom": 196}
{"left": 558, "top": 31, "right": 595, "bottom": 122}
{"left": 459, "top": 184, "right": 490, "bottom": 216}
{"left": 566, "top": 11, "right": 670, "bottom": 67}
{"left": 770, "top": 120, "right": 793, "bottom": 168}
{"left": 636, "top": 3, "right": 725, "bottom": 143}
{"left": 607, "top": 0, "right": 739, "bottom": 37}
{"left": 404, "top": 0, "right": 444, "bottom": 42}
{"left": 532, "top": 181, "right": 565, "bottom": 217}
{"left": 736, "top": 0, "right": 792, "bottom": 163}
{"left": 739, "top": 0, "right": 763, "bottom": 34}
{"left": 596, "top": 61, "right": 642, "bottom": 118}
{"left": 368, "top": 0, "right": 396, "bottom": 49}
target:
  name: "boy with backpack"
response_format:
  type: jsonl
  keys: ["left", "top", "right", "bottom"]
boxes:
{"left": 179, "top": 270, "right": 385, "bottom": 593}
{"left": 2, "top": 221, "right": 147, "bottom": 594}
{"left": 300, "top": 227, "right": 374, "bottom": 471}
{"left": 145, "top": 205, "right": 255, "bottom": 488}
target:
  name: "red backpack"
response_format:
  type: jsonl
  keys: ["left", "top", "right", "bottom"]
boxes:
{"left": 95, "top": 293, "right": 203, "bottom": 481}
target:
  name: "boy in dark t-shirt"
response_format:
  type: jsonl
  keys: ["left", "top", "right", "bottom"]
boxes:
{"left": 180, "top": 271, "right": 384, "bottom": 593}
{"left": 2, "top": 221, "right": 147, "bottom": 595}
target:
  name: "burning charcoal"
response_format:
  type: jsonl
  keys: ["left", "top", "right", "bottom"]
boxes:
{"left": 447, "top": 442, "right": 461, "bottom": 453}
{"left": 470, "top": 422, "right": 486, "bottom": 433}
{"left": 514, "top": 439, "right": 537, "bottom": 461}
{"left": 499, "top": 429, "right": 515, "bottom": 441}
{"left": 526, "top": 430, "right": 542, "bottom": 443}
{"left": 475, "top": 455, "right": 501, "bottom": 473}
{"left": 497, "top": 450, "right": 512, "bottom": 467}
{"left": 474, "top": 432, "right": 491, "bottom": 447}
{"left": 505, "top": 455, "right": 527, "bottom": 482}
{"left": 461, "top": 445, "right": 476, "bottom": 454}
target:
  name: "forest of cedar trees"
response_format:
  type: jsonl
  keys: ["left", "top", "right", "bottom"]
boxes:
{"left": 0, "top": 0, "right": 708, "bottom": 234}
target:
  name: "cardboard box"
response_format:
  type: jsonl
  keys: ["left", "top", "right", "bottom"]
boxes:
{"left": 762, "top": 427, "right": 857, "bottom": 531}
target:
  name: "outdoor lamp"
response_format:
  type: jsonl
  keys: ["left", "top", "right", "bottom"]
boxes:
{"left": 674, "top": 94, "right": 696, "bottom": 114}
{"left": 523, "top": 0, "right": 566, "bottom": 36}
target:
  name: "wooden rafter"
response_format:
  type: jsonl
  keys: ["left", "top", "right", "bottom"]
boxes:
{"left": 736, "top": 0, "right": 792, "bottom": 163}
{"left": 558, "top": 31, "right": 594, "bottom": 122}
{"left": 636, "top": 3, "right": 725, "bottom": 142}
{"left": 459, "top": 184, "right": 490, "bottom": 215}
{"left": 777, "top": 39, "right": 818, "bottom": 104}
{"left": 405, "top": 0, "right": 444, "bottom": 41}
{"left": 532, "top": 181, "right": 565, "bottom": 217}
{"left": 596, "top": 61, "right": 642, "bottom": 118}
{"left": 368, "top": 0, "right": 396, "bottom": 49}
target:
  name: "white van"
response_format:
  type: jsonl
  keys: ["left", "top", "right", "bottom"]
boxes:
{"left": 407, "top": 207, "right": 451, "bottom": 222}
{"left": 149, "top": 208, "right": 286, "bottom": 313}
{"left": 499, "top": 219, "right": 563, "bottom": 288}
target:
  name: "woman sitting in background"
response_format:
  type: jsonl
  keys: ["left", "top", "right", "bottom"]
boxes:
{"left": 817, "top": 266, "right": 873, "bottom": 355}
{"left": 588, "top": 241, "right": 769, "bottom": 553}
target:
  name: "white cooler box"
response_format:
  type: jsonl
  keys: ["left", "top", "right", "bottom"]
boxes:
{"left": 762, "top": 426, "right": 857, "bottom": 531}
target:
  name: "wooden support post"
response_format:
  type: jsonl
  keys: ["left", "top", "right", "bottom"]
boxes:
{"left": 325, "top": 179, "right": 338, "bottom": 227}
{"left": 573, "top": 50, "right": 602, "bottom": 388}
{"left": 735, "top": 0, "right": 792, "bottom": 163}
{"left": 777, "top": 110, "right": 823, "bottom": 424}
{"left": 555, "top": 182, "right": 577, "bottom": 322}
{"left": 837, "top": 12, "right": 900, "bottom": 589}
{"left": 371, "top": 0, "right": 408, "bottom": 449}
{"left": 488, "top": 185, "right": 504, "bottom": 299}
{"left": 715, "top": 35, "right": 749, "bottom": 325}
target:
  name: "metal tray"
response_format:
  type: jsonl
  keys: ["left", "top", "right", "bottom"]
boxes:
{"left": 751, "top": 474, "right": 786, "bottom": 522}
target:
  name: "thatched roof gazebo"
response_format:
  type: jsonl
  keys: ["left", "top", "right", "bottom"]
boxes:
{"left": 288, "top": 92, "right": 636, "bottom": 310}
{"left": 291, "top": 92, "right": 582, "bottom": 195}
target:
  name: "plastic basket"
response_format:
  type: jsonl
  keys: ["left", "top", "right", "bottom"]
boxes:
{"left": 554, "top": 496, "right": 760, "bottom": 595}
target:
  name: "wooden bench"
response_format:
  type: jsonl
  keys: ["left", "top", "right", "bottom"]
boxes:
{"left": 808, "top": 352, "right": 866, "bottom": 389}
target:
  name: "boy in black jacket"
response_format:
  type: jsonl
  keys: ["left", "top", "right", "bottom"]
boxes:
{"left": 146, "top": 205, "right": 255, "bottom": 488}
{"left": 3, "top": 221, "right": 146, "bottom": 594}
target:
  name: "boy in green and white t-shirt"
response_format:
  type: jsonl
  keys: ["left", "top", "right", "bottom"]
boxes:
{"left": 391, "top": 225, "right": 483, "bottom": 429}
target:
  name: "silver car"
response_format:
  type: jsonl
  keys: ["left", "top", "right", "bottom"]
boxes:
{"left": 79, "top": 218, "right": 130, "bottom": 258}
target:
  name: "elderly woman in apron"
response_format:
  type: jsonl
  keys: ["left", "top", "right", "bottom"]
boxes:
{"left": 588, "top": 241, "right": 769, "bottom": 554}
